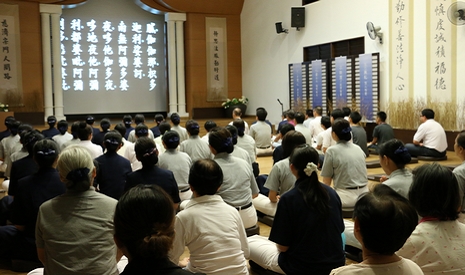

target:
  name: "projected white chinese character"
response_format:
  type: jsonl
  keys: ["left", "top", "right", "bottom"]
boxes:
{"left": 61, "top": 56, "right": 68, "bottom": 66}
{"left": 105, "top": 79, "right": 115, "bottom": 90}
{"left": 134, "top": 69, "right": 143, "bottom": 79}
{"left": 120, "top": 79, "right": 129, "bottom": 91}
{"left": 87, "top": 19, "right": 97, "bottom": 32}
{"left": 133, "top": 45, "right": 142, "bottom": 57}
{"left": 87, "top": 32, "right": 98, "bottom": 43}
{"left": 147, "top": 57, "right": 157, "bottom": 67}
{"left": 132, "top": 34, "right": 142, "bottom": 45}
{"left": 71, "top": 31, "right": 82, "bottom": 43}
{"left": 88, "top": 44, "right": 98, "bottom": 55}
{"left": 120, "top": 67, "right": 127, "bottom": 79}
{"left": 103, "top": 45, "right": 114, "bottom": 55}
{"left": 72, "top": 56, "right": 85, "bottom": 66}
{"left": 88, "top": 56, "right": 100, "bottom": 66}
{"left": 103, "top": 21, "right": 113, "bottom": 32}
{"left": 62, "top": 79, "right": 70, "bottom": 91}
{"left": 146, "top": 22, "right": 158, "bottom": 34}
{"left": 72, "top": 44, "right": 82, "bottom": 55}
{"left": 118, "top": 21, "right": 127, "bottom": 33}
{"left": 103, "top": 33, "right": 112, "bottom": 44}
{"left": 119, "top": 57, "right": 128, "bottom": 67}
{"left": 133, "top": 57, "right": 142, "bottom": 68}
{"left": 89, "top": 68, "right": 98, "bottom": 78}
{"left": 74, "top": 80, "right": 83, "bottom": 91}
{"left": 146, "top": 35, "right": 156, "bottom": 45}
{"left": 132, "top": 22, "right": 142, "bottom": 33}
{"left": 60, "top": 18, "right": 65, "bottom": 30}
{"left": 62, "top": 67, "right": 67, "bottom": 77}
{"left": 149, "top": 79, "right": 156, "bottom": 91}
{"left": 148, "top": 68, "right": 157, "bottom": 78}
{"left": 118, "top": 46, "right": 127, "bottom": 55}
{"left": 60, "top": 30, "right": 66, "bottom": 42}
{"left": 73, "top": 68, "right": 83, "bottom": 78}
{"left": 61, "top": 44, "right": 66, "bottom": 55}
{"left": 105, "top": 67, "right": 112, "bottom": 79}
{"left": 104, "top": 56, "right": 114, "bottom": 67}
{"left": 89, "top": 80, "right": 99, "bottom": 91}
{"left": 70, "top": 19, "right": 81, "bottom": 31}
{"left": 118, "top": 33, "right": 127, "bottom": 45}
{"left": 147, "top": 46, "right": 156, "bottom": 56}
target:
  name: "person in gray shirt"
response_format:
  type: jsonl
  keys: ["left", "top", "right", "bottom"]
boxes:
{"left": 349, "top": 111, "right": 369, "bottom": 157}
{"left": 368, "top": 111, "right": 395, "bottom": 152}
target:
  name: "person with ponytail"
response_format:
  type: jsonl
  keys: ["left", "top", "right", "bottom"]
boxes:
{"left": 61, "top": 121, "right": 80, "bottom": 150}
{"left": 114, "top": 185, "right": 202, "bottom": 275}
{"left": 170, "top": 113, "right": 188, "bottom": 143}
{"left": 52, "top": 120, "right": 72, "bottom": 149}
{"left": 209, "top": 127, "right": 259, "bottom": 229}
{"left": 92, "top": 118, "right": 111, "bottom": 149}
{"left": 125, "top": 137, "right": 180, "bottom": 209}
{"left": 249, "top": 145, "right": 345, "bottom": 274}
{"left": 35, "top": 145, "right": 119, "bottom": 275}
{"left": 321, "top": 118, "right": 368, "bottom": 209}
{"left": 95, "top": 131, "right": 132, "bottom": 200}
{"left": 225, "top": 125, "right": 252, "bottom": 165}
{"left": 179, "top": 120, "right": 211, "bottom": 162}
{"left": 233, "top": 119, "right": 256, "bottom": 164}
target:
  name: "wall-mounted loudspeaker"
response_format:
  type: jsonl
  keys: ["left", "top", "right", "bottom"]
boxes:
{"left": 275, "top": 22, "right": 288, "bottom": 34}
{"left": 291, "top": 7, "right": 305, "bottom": 30}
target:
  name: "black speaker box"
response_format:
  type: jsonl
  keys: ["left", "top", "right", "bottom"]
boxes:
{"left": 291, "top": 7, "right": 305, "bottom": 28}
{"left": 275, "top": 22, "right": 284, "bottom": 34}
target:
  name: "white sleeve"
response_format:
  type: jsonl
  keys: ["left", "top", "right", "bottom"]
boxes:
{"left": 169, "top": 216, "right": 186, "bottom": 264}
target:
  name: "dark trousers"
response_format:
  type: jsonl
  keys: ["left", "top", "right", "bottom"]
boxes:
{"left": 256, "top": 175, "right": 269, "bottom": 196}
{"left": 405, "top": 143, "right": 446, "bottom": 158}
{"left": 0, "top": 225, "right": 39, "bottom": 261}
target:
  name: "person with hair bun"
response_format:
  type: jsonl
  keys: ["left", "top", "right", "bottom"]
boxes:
{"left": 159, "top": 131, "right": 193, "bottom": 201}
{"left": 154, "top": 121, "right": 172, "bottom": 156}
{"left": 52, "top": 120, "right": 72, "bottom": 149}
{"left": 233, "top": 119, "right": 256, "bottom": 163}
{"left": 398, "top": 163, "right": 465, "bottom": 274}
{"left": 201, "top": 120, "right": 217, "bottom": 143}
{"left": 61, "top": 121, "right": 80, "bottom": 150}
{"left": 127, "top": 114, "right": 155, "bottom": 143}
{"left": 125, "top": 137, "right": 180, "bottom": 209}
{"left": 249, "top": 145, "right": 345, "bottom": 275}
{"left": 77, "top": 121, "right": 103, "bottom": 159}
{"left": 34, "top": 145, "right": 119, "bottom": 275}
{"left": 114, "top": 185, "right": 202, "bottom": 275}
{"left": 179, "top": 120, "right": 211, "bottom": 162}
{"left": 225, "top": 125, "right": 252, "bottom": 165}
{"left": 209, "top": 127, "right": 259, "bottom": 229}
{"left": 92, "top": 118, "right": 111, "bottom": 149}
{"left": 170, "top": 159, "right": 249, "bottom": 274}
{"left": 170, "top": 113, "right": 188, "bottom": 143}
{"left": 321, "top": 118, "right": 368, "bottom": 209}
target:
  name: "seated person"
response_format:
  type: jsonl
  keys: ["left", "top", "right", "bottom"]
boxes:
{"left": 154, "top": 121, "right": 171, "bottom": 156}
{"left": 253, "top": 131, "right": 306, "bottom": 217}
{"left": 303, "top": 108, "right": 314, "bottom": 128}
{"left": 315, "top": 116, "right": 331, "bottom": 153}
{"left": 85, "top": 115, "right": 100, "bottom": 137}
{"left": 452, "top": 131, "right": 465, "bottom": 222}
{"left": 405, "top": 108, "right": 447, "bottom": 158}
{"left": 397, "top": 163, "right": 465, "bottom": 274}
{"left": 233, "top": 119, "right": 256, "bottom": 165}
{"left": 367, "top": 111, "right": 394, "bottom": 151}
{"left": 61, "top": 121, "right": 80, "bottom": 150}
{"left": 0, "top": 116, "right": 14, "bottom": 141}
{"left": 294, "top": 112, "right": 312, "bottom": 145}
{"left": 322, "top": 109, "right": 345, "bottom": 154}
{"left": 200, "top": 120, "right": 216, "bottom": 143}
{"left": 122, "top": 115, "right": 133, "bottom": 140}
{"left": 248, "top": 145, "right": 345, "bottom": 275}
{"left": 272, "top": 124, "right": 295, "bottom": 164}
{"left": 179, "top": 120, "right": 211, "bottom": 162}
{"left": 77, "top": 122, "right": 103, "bottom": 159}
{"left": 309, "top": 106, "right": 324, "bottom": 143}
{"left": 114, "top": 185, "right": 202, "bottom": 275}
{"left": 229, "top": 107, "right": 249, "bottom": 134}
{"left": 331, "top": 185, "right": 421, "bottom": 275}
{"left": 150, "top": 114, "right": 165, "bottom": 138}
{"left": 41, "top": 116, "right": 59, "bottom": 139}
{"left": 52, "top": 120, "right": 73, "bottom": 149}
{"left": 127, "top": 114, "right": 155, "bottom": 142}
{"left": 349, "top": 111, "right": 369, "bottom": 157}
{"left": 170, "top": 113, "right": 188, "bottom": 143}
{"left": 91, "top": 118, "right": 111, "bottom": 149}
{"left": 170, "top": 159, "right": 249, "bottom": 275}
{"left": 250, "top": 108, "right": 273, "bottom": 156}
{"left": 226, "top": 125, "right": 252, "bottom": 165}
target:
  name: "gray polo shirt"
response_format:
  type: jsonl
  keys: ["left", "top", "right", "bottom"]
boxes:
{"left": 382, "top": 168, "right": 413, "bottom": 199}
{"left": 264, "top": 158, "right": 296, "bottom": 195}
{"left": 158, "top": 149, "right": 192, "bottom": 191}
{"left": 180, "top": 136, "right": 212, "bottom": 162}
{"left": 249, "top": 121, "right": 272, "bottom": 148}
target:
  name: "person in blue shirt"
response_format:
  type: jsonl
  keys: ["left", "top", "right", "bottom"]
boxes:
{"left": 41, "top": 116, "right": 60, "bottom": 138}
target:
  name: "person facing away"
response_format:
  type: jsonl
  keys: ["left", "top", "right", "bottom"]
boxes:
{"left": 249, "top": 108, "right": 272, "bottom": 156}
{"left": 170, "top": 113, "right": 188, "bottom": 143}
{"left": 229, "top": 108, "right": 249, "bottom": 134}
{"left": 349, "top": 111, "right": 369, "bottom": 157}
{"left": 452, "top": 131, "right": 465, "bottom": 220}
{"left": 0, "top": 116, "right": 15, "bottom": 141}
{"left": 86, "top": 115, "right": 100, "bottom": 138}
{"left": 52, "top": 120, "right": 73, "bottom": 149}
{"left": 127, "top": 114, "right": 155, "bottom": 142}
{"left": 122, "top": 115, "right": 133, "bottom": 140}
{"left": 309, "top": 106, "right": 324, "bottom": 142}
{"left": 367, "top": 111, "right": 395, "bottom": 151}
{"left": 41, "top": 116, "right": 60, "bottom": 139}
{"left": 61, "top": 121, "right": 81, "bottom": 150}
{"left": 201, "top": 120, "right": 217, "bottom": 143}
{"left": 179, "top": 120, "right": 211, "bottom": 162}
{"left": 294, "top": 111, "right": 312, "bottom": 145}
{"left": 92, "top": 118, "right": 111, "bottom": 149}
{"left": 150, "top": 114, "right": 165, "bottom": 138}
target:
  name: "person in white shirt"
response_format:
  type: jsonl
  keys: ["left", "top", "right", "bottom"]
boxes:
{"left": 124, "top": 124, "right": 150, "bottom": 171}
{"left": 228, "top": 107, "right": 249, "bottom": 135}
{"left": 170, "top": 113, "right": 189, "bottom": 143}
{"left": 114, "top": 123, "right": 133, "bottom": 159}
{"left": 294, "top": 112, "right": 312, "bottom": 145}
{"left": 201, "top": 120, "right": 217, "bottom": 144}
{"left": 61, "top": 121, "right": 81, "bottom": 150}
{"left": 226, "top": 125, "right": 252, "bottom": 165}
{"left": 309, "top": 106, "right": 324, "bottom": 142}
{"left": 52, "top": 120, "right": 73, "bottom": 149}
{"left": 77, "top": 122, "right": 103, "bottom": 159}
{"left": 322, "top": 109, "right": 345, "bottom": 154}
{"left": 127, "top": 114, "right": 155, "bottom": 142}
{"left": 170, "top": 159, "right": 249, "bottom": 275}
{"left": 233, "top": 119, "right": 256, "bottom": 164}
{"left": 405, "top": 108, "right": 447, "bottom": 158}
{"left": 153, "top": 121, "right": 171, "bottom": 156}
{"left": 179, "top": 120, "right": 211, "bottom": 162}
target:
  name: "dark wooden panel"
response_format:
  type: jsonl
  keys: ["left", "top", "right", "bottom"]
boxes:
{"left": 15, "top": 112, "right": 44, "bottom": 125}
{"left": 192, "top": 108, "right": 225, "bottom": 119}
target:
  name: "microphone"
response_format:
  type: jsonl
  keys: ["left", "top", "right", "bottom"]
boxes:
{"left": 277, "top": 99, "right": 283, "bottom": 106}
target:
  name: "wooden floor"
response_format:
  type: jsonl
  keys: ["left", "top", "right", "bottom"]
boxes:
{"left": 0, "top": 117, "right": 462, "bottom": 274}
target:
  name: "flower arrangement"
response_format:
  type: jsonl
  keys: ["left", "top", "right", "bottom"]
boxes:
{"left": 222, "top": 96, "right": 249, "bottom": 109}
{"left": 0, "top": 103, "right": 8, "bottom": 112}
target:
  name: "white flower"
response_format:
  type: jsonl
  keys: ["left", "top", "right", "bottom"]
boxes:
{"left": 4, "top": 109, "right": 7, "bottom": 112}
{"left": 303, "top": 162, "right": 318, "bottom": 176}
{"left": 0, "top": 104, "right": 4, "bottom": 108}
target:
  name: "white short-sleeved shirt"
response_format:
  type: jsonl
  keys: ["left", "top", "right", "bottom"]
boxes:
{"left": 321, "top": 141, "right": 367, "bottom": 189}
{"left": 179, "top": 136, "right": 212, "bottom": 163}
{"left": 263, "top": 158, "right": 296, "bottom": 195}
{"left": 53, "top": 133, "right": 73, "bottom": 149}
{"left": 171, "top": 125, "right": 189, "bottom": 143}
{"left": 236, "top": 134, "right": 256, "bottom": 163}
{"left": 303, "top": 117, "right": 314, "bottom": 128}
{"left": 231, "top": 146, "right": 252, "bottom": 165}
{"left": 249, "top": 121, "right": 272, "bottom": 148}
{"left": 322, "top": 127, "right": 337, "bottom": 151}
{"left": 158, "top": 149, "right": 192, "bottom": 191}
{"left": 413, "top": 119, "right": 447, "bottom": 152}
{"left": 78, "top": 140, "right": 103, "bottom": 159}
{"left": 453, "top": 161, "right": 465, "bottom": 211}
{"left": 295, "top": 124, "right": 313, "bottom": 145}
{"left": 229, "top": 120, "right": 249, "bottom": 135}
{"left": 127, "top": 129, "right": 154, "bottom": 143}
{"left": 330, "top": 257, "right": 423, "bottom": 275}
{"left": 309, "top": 116, "right": 324, "bottom": 139}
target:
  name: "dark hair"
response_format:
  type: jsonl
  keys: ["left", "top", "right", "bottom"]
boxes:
{"left": 306, "top": 109, "right": 313, "bottom": 117}
{"left": 77, "top": 121, "right": 92, "bottom": 140}
{"left": 280, "top": 123, "right": 295, "bottom": 136}
{"left": 232, "top": 119, "right": 245, "bottom": 137}
{"left": 286, "top": 110, "right": 295, "bottom": 120}
{"left": 154, "top": 114, "right": 164, "bottom": 124}
{"left": 185, "top": 120, "right": 200, "bottom": 136}
{"left": 189, "top": 159, "right": 223, "bottom": 196}
{"left": 70, "top": 121, "right": 80, "bottom": 139}
{"left": 342, "top": 107, "right": 351, "bottom": 117}
{"left": 57, "top": 120, "right": 69, "bottom": 135}
{"left": 377, "top": 111, "right": 387, "bottom": 122}
{"left": 135, "top": 137, "right": 159, "bottom": 167}
{"left": 354, "top": 184, "right": 418, "bottom": 255}
{"left": 378, "top": 139, "right": 411, "bottom": 169}
{"left": 159, "top": 121, "right": 171, "bottom": 135}
{"left": 281, "top": 110, "right": 288, "bottom": 118}
{"left": 204, "top": 120, "right": 217, "bottom": 132}
{"left": 282, "top": 131, "right": 306, "bottom": 159}
{"left": 332, "top": 118, "right": 351, "bottom": 141}
{"left": 33, "top": 139, "right": 59, "bottom": 168}
{"left": 10, "top": 120, "right": 20, "bottom": 135}
{"left": 294, "top": 112, "right": 305, "bottom": 124}
{"left": 170, "top": 113, "right": 180, "bottom": 125}
{"left": 290, "top": 145, "right": 329, "bottom": 216}
{"left": 422, "top": 108, "right": 435, "bottom": 119}
{"left": 100, "top": 118, "right": 111, "bottom": 132}
{"left": 18, "top": 124, "right": 33, "bottom": 135}
{"left": 23, "top": 130, "right": 44, "bottom": 155}
{"left": 209, "top": 127, "right": 234, "bottom": 154}
{"left": 349, "top": 111, "right": 362, "bottom": 124}
{"left": 162, "top": 131, "right": 180, "bottom": 149}
{"left": 321, "top": 116, "right": 331, "bottom": 129}
{"left": 225, "top": 125, "right": 238, "bottom": 145}
{"left": 331, "top": 109, "right": 345, "bottom": 120}
{"left": 409, "top": 163, "right": 460, "bottom": 220}
{"left": 47, "top": 116, "right": 57, "bottom": 126}
{"left": 135, "top": 124, "right": 149, "bottom": 138}
{"left": 232, "top": 108, "right": 242, "bottom": 117}
{"left": 86, "top": 115, "right": 95, "bottom": 125}
{"left": 4, "top": 116, "right": 14, "bottom": 129}
{"left": 134, "top": 114, "right": 145, "bottom": 125}
{"left": 314, "top": 106, "right": 323, "bottom": 116}
{"left": 103, "top": 131, "right": 122, "bottom": 153}
{"left": 114, "top": 185, "right": 175, "bottom": 260}
{"left": 256, "top": 108, "right": 268, "bottom": 121}
{"left": 456, "top": 132, "right": 465, "bottom": 149}
{"left": 114, "top": 123, "right": 126, "bottom": 138}
{"left": 123, "top": 115, "right": 132, "bottom": 128}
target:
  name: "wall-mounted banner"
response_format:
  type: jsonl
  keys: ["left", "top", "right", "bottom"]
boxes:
{"left": 292, "top": 62, "right": 303, "bottom": 102}
{"left": 359, "top": 53, "right": 373, "bottom": 117}
{"left": 335, "top": 56, "right": 347, "bottom": 106}
{"left": 311, "top": 59, "right": 322, "bottom": 108}
{"left": 206, "top": 17, "right": 228, "bottom": 102}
